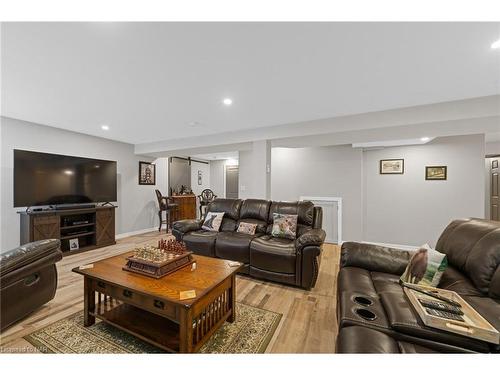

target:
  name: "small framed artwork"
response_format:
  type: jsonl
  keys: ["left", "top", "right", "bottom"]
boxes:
{"left": 198, "top": 170, "right": 202, "bottom": 185}
{"left": 426, "top": 166, "right": 447, "bottom": 180}
{"left": 380, "top": 159, "right": 404, "bottom": 174}
{"left": 139, "top": 161, "right": 156, "bottom": 185}
{"left": 69, "top": 238, "right": 79, "bottom": 251}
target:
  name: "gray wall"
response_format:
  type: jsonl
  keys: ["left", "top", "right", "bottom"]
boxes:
{"left": 1, "top": 117, "right": 162, "bottom": 251}
{"left": 271, "top": 145, "right": 364, "bottom": 241}
{"left": 268, "top": 135, "right": 485, "bottom": 246}
{"left": 363, "top": 135, "right": 485, "bottom": 246}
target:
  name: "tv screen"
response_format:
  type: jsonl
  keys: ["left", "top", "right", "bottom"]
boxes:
{"left": 14, "top": 150, "right": 117, "bottom": 207}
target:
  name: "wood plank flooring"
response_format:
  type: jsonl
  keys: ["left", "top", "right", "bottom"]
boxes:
{"left": 0, "top": 231, "right": 340, "bottom": 353}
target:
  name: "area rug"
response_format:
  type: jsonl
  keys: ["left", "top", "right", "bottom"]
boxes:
{"left": 23, "top": 303, "right": 281, "bottom": 354}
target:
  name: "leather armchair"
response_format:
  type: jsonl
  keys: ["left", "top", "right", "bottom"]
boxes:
{"left": 1, "top": 239, "right": 62, "bottom": 331}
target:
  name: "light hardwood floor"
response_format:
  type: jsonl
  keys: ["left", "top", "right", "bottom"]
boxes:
{"left": 0, "top": 231, "right": 340, "bottom": 353}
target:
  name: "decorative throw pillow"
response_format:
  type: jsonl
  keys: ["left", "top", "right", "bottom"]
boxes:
{"left": 201, "top": 212, "right": 224, "bottom": 232}
{"left": 271, "top": 213, "right": 298, "bottom": 240}
{"left": 400, "top": 244, "right": 448, "bottom": 287}
{"left": 236, "top": 222, "right": 258, "bottom": 235}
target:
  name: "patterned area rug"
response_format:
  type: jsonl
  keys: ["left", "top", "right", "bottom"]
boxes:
{"left": 23, "top": 303, "right": 281, "bottom": 354}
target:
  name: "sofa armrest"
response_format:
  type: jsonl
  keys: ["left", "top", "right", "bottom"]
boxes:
{"left": 296, "top": 228, "right": 326, "bottom": 251}
{"left": 0, "top": 239, "right": 62, "bottom": 277}
{"left": 172, "top": 219, "right": 202, "bottom": 233}
{"left": 340, "top": 241, "right": 411, "bottom": 275}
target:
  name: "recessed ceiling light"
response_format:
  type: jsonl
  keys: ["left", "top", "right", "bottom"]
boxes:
{"left": 491, "top": 39, "right": 500, "bottom": 49}
{"left": 101, "top": 124, "right": 110, "bottom": 131}
{"left": 63, "top": 170, "right": 74, "bottom": 175}
{"left": 188, "top": 121, "right": 201, "bottom": 127}
{"left": 222, "top": 98, "right": 233, "bottom": 106}
{"left": 420, "top": 137, "right": 430, "bottom": 142}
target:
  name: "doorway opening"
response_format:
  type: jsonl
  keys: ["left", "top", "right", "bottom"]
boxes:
{"left": 485, "top": 155, "right": 499, "bottom": 221}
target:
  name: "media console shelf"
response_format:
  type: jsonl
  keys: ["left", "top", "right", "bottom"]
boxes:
{"left": 18, "top": 206, "right": 116, "bottom": 256}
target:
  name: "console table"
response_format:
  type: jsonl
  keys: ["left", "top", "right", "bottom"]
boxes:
{"left": 170, "top": 195, "right": 196, "bottom": 221}
{"left": 18, "top": 206, "right": 116, "bottom": 256}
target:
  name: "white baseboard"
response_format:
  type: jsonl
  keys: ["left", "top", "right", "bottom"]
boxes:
{"left": 115, "top": 227, "right": 159, "bottom": 239}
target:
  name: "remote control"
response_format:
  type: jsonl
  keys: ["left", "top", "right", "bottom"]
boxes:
{"left": 425, "top": 308, "right": 465, "bottom": 322}
{"left": 419, "top": 299, "right": 463, "bottom": 315}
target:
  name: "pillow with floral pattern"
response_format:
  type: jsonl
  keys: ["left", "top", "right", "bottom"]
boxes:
{"left": 236, "top": 222, "right": 258, "bottom": 235}
{"left": 271, "top": 213, "right": 298, "bottom": 240}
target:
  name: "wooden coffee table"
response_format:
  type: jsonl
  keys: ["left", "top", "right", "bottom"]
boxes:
{"left": 72, "top": 253, "right": 241, "bottom": 353}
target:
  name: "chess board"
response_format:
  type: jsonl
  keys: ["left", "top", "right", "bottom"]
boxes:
{"left": 122, "top": 240, "right": 195, "bottom": 278}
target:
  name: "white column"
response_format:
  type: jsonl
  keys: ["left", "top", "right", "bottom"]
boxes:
{"left": 238, "top": 140, "right": 271, "bottom": 199}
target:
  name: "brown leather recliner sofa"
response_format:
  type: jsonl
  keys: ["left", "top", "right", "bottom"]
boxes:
{"left": 336, "top": 218, "right": 500, "bottom": 353}
{"left": 172, "top": 198, "right": 325, "bottom": 289}
{"left": 0, "top": 239, "right": 62, "bottom": 331}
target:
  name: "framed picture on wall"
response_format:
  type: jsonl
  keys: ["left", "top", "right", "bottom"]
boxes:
{"left": 380, "top": 159, "right": 404, "bottom": 174}
{"left": 426, "top": 166, "right": 447, "bottom": 180}
{"left": 138, "top": 161, "right": 156, "bottom": 185}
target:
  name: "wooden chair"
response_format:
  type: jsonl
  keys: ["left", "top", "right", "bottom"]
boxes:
{"left": 155, "top": 189, "right": 178, "bottom": 233}
{"left": 197, "top": 189, "right": 217, "bottom": 218}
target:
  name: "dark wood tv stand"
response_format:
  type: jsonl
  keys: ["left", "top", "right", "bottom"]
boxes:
{"left": 18, "top": 206, "right": 116, "bottom": 256}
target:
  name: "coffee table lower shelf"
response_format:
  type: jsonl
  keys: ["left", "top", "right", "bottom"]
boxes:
{"left": 91, "top": 303, "right": 180, "bottom": 352}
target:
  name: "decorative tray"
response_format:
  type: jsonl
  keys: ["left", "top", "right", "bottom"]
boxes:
{"left": 122, "top": 239, "right": 195, "bottom": 279}
{"left": 404, "top": 284, "right": 499, "bottom": 344}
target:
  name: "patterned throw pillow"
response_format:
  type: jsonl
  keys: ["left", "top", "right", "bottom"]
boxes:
{"left": 201, "top": 212, "right": 225, "bottom": 232}
{"left": 271, "top": 213, "right": 298, "bottom": 240}
{"left": 236, "top": 222, "right": 258, "bottom": 235}
{"left": 400, "top": 244, "right": 448, "bottom": 287}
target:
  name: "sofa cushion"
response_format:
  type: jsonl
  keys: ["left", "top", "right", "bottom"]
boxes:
{"left": 336, "top": 326, "right": 439, "bottom": 354}
{"left": 206, "top": 198, "right": 242, "bottom": 233}
{"left": 380, "top": 290, "right": 489, "bottom": 352}
{"left": 371, "top": 271, "right": 402, "bottom": 295}
{"left": 464, "top": 228, "right": 500, "bottom": 294}
{"left": 201, "top": 212, "right": 224, "bottom": 232}
{"left": 239, "top": 199, "right": 271, "bottom": 222}
{"left": 271, "top": 213, "right": 298, "bottom": 240}
{"left": 250, "top": 235, "right": 296, "bottom": 274}
{"left": 337, "top": 267, "right": 378, "bottom": 297}
{"left": 215, "top": 232, "right": 256, "bottom": 264}
{"left": 438, "top": 266, "right": 483, "bottom": 297}
{"left": 436, "top": 219, "right": 500, "bottom": 295}
{"left": 462, "top": 295, "right": 500, "bottom": 334}
{"left": 236, "top": 222, "right": 257, "bottom": 235}
{"left": 266, "top": 201, "right": 314, "bottom": 236}
{"left": 182, "top": 230, "right": 218, "bottom": 257}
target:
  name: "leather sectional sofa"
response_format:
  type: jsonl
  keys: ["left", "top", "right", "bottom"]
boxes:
{"left": 336, "top": 218, "right": 500, "bottom": 353}
{"left": 0, "top": 239, "right": 62, "bottom": 331}
{"left": 172, "top": 198, "right": 326, "bottom": 289}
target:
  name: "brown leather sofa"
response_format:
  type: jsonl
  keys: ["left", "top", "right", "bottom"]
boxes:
{"left": 0, "top": 239, "right": 62, "bottom": 331}
{"left": 336, "top": 218, "right": 500, "bottom": 353}
{"left": 172, "top": 198, "right": 325, "bottom": 289}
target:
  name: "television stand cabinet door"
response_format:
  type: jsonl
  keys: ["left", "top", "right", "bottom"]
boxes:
{"left": 96, "top": 208, "right": 115, "bottom": 247}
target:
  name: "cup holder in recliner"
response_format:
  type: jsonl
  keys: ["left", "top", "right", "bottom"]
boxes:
{"left": 355, "top": 308, "right": 377, "bottom": 321}
{"left": 353, "top": 296, "right": 373, "bottom": 307}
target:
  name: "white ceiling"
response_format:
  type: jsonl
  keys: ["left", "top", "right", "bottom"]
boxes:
{"left": 2, "top": 22, "right": 500, "bottom": 145}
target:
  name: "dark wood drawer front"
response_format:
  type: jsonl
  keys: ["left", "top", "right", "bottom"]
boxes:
{"left": 93, "top": 280, "right": 178, "bottom": 321}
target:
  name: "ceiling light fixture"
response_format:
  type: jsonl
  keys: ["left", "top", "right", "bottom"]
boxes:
{"left": 420, "top": 137, "right": 430, "bottom": 142}
{"left": 222, "top": 98, "right": 233, "bottom": 106}
{"left": 491, "top": 39, "right": 500, "bottom": 49}
{"left": 101, "top": 124, "right": 110, "bottom": 131}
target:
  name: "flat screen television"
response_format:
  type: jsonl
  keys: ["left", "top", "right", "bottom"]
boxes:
{"left": 14, "top": 149, "right": 117, "bottom": 207}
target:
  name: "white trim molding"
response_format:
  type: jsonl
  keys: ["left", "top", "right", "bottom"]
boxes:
{"left": 300, "top": 196, "right": 342, "bottom": 244}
